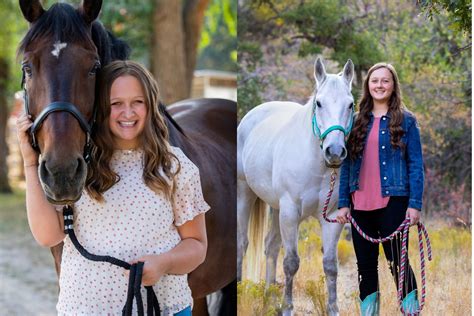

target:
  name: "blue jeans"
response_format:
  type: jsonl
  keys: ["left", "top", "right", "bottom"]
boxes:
{"left": 174, "top": 306, "right": 192, "bottom": 316}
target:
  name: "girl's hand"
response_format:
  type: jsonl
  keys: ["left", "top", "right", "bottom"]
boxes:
{"left": 336, "top": 207, "right": 351, "bottom": 224}
{"left": 130, "top": 254, "right": 171, "bottom": 286}
{"left": 406, "top": 207, "right": 421, "bottom": 226}
{"left": 16, "top": 113, "right": 38, "bottom": 167}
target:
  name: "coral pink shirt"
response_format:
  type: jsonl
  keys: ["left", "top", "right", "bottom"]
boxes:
{"left": 352, "top": 117, "right": 390, "bottom": 211}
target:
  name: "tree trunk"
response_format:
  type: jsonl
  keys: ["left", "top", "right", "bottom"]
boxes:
{"left": 183, "top": 0, "right": 210, "bottom": 95}
{"left": 0, "top": 57, "right": 12, "bottom": 193}
{"left": 151, "top": 0, "right": 209, "bottom": 104}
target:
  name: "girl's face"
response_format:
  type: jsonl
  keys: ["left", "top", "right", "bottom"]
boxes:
{"left": 368, "top": 67, "right": 394, "bottom": 104}
{"left": 108, "top": 75, "right": 148, "bottom": 149}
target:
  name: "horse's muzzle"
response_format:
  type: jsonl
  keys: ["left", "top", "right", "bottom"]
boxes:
{"left": 39, "top": 157, "right": 87, "bottom": 203}
{"left": 324, "top": 144, "right": 347, "bottom": 168}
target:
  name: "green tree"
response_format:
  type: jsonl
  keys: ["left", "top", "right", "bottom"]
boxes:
{"left": 0, "top": 0, "right": 28, "bottom": 192}
{"left": 418, "top": 0, "right": 472, "bottom": 35}
{"left": 197, "top": 0, "right": 237, "bottom": 71}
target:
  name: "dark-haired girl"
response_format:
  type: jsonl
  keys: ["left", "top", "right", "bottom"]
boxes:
{"left": 336, "top": 63, "right": 424, "bottom": 315}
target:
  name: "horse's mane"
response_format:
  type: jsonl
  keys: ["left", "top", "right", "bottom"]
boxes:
{"left": 158, "top": 102, "right": 185, "bottom": 135}
{"left": 91, "top": 22, "right": 130, "bottom": 65}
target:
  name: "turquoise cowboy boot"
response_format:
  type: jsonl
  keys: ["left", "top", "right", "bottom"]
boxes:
{"left": 401, "top": 290, "right": 420, "bottom": 315}
{"left": 359, "top": 292, "right": 380, "bottom": 316}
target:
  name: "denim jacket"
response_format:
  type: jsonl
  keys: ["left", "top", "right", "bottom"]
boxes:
{"left": 338, "top": 111, "right": 424, "bottom": 210}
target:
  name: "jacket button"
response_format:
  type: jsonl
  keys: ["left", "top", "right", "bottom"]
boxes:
{"left": 381, "top": 131, "right": 385, "bottom": 134}
{"left": 382, "top": 146, "right": 385, "bottom": 149}
{"left": 386, "top": 190, "right": 389, "bottom": 194}
{"left": 382, "top": 161, "right": 386, "bottom": 165}
{"left": 382, "top": 117, "right": 386, "bottom": 120}
{"left": 383, "top": 176, "right": 387, "bottom": 180}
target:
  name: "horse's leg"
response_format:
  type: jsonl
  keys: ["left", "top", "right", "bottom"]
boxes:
{"left": 237, "top": 179, "right": 257, "bottom": 281}
{"left": 192, "top": 297, "right": 208, "bottom": 316}
{"left": 320, "top": 219, "right": 344, "bottom": 316}
{"left": 264, "top": 207, "right": 281, "bottom": 286}
{"left": 279, "top": 199, "right": 301, "bottom": 316}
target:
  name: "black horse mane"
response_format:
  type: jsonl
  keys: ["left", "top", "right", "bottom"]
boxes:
{"left": 18, "top": 2, "right": 183, "bottom": 135}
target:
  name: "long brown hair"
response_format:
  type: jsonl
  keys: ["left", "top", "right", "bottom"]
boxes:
{"left": 86, "top": 60, "right": 180, "bottom": 202}
{"left": 348, "top": 63, "right": 407, "bottom": 159}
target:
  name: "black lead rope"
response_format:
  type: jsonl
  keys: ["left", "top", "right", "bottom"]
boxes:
{"left": 63, "top": 206, "right": 161, "bottom": 315}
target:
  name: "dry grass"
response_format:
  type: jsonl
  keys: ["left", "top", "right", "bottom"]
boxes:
{"left": 238, "top": 217, "right": 471, "bottom": 315}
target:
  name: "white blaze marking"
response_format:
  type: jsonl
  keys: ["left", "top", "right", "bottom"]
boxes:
{"left": 52, "top": 41, "right": 67, "bottom": 58}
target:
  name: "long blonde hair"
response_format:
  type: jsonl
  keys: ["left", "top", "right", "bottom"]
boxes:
{"left": 86, "top": 60, "right": 180, "bottom": 202}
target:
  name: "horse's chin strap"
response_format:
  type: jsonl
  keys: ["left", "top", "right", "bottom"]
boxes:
{"left": 63, "top": 206, "right": 161, "bottom": 315}
{"left": 322, "top": 169, "right": 432, "bottom": 316}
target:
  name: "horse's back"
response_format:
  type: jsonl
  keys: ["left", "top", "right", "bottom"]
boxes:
{"left": 238, "top": 101, "right": 301, "bottom": 142}
{"left": 168, "top": 98, "right": 236, "bottom": 144}
{"left": 238, "top": 101, "right": 301, "bottom": 164}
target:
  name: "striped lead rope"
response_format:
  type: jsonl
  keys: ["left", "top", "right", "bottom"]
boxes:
{"left": 322, "top": 169, "right": 432, "bottom": 315}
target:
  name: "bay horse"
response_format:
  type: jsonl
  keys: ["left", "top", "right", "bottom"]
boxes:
{"left": 237, "top": 58, "right": 354, "bottom": 315}
{"left": 18, "top": 0, "right": 235, "bottom": 313}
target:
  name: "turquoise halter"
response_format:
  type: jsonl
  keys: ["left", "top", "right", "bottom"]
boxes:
{"left": 311, "top": 98, "right": 354, "bottom": 148}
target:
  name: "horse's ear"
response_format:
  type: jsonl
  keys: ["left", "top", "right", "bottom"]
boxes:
{"left": 314, "top": 57, "right": 327, "bottom": 87}
{"left": 19, "top": 0, "right": 45, "bottom": 23}
{"left": 80, "top": 0, "right": 102, "bottom": 24}
{"left": 342, "top": 59, "right": 354, "bottom": 86}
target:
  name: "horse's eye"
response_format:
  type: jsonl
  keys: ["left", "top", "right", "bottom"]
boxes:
{"left": 349, "top": 102, "right": 354, "bottom": 109}
{"left": 316, "top": 101, "right": 322, "bottom": 108}
{"left": 88, "top": 61, "right": 101, "bottom": 76}
{"left": 22, "top": 63, "right": 32, "bottom": 77}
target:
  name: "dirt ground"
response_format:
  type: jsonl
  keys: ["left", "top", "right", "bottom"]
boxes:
{"left": 0, "top": 192, "right": 58, "bottom": 315}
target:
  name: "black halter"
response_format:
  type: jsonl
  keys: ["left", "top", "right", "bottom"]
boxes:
{"left": 21, "top": 69, "right": 96, "bottom": 163}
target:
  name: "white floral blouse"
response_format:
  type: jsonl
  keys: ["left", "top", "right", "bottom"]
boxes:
{"left": 56, "top": 146, "right": 210, "bottom": 315}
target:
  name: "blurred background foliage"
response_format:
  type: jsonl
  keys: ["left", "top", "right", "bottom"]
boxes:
{"left": 238, "top": 0, "right": 471, "bottom": 224}
{"left": 1, "top": 0, "right": 237, "bottom": 100}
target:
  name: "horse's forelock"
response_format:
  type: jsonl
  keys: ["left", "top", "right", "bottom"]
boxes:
{"left": 317, "top": 74, "right": 351, "bottom": 95}
{"left": 18, "top": 3, "right": 93, "bottom": 56}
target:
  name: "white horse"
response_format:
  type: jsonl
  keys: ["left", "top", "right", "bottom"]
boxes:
{"left": 237, "top": 58, "right": 354, "bottom": 315}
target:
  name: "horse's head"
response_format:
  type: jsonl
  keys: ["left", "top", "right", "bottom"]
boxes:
{"left": 312, "top": 58, "right": 354, "bottom": 168}
{"left": 19, "top": 0, "right": 102, "bottom": 204}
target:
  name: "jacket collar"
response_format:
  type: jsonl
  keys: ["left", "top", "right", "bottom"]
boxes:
{"left": 369, "top": 111, "right": 392, "bottom": 119}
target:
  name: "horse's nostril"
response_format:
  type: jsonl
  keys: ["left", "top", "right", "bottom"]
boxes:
{"left": 76, "top": 158, "right": 85, "bottom": 175}
{"left": 325, "top": 147, "right": 331, "bottom": 158}
{"left": 39, "top": 160, "right": 49, "bottom": 180}
{"left": 341, "top": 147, "right": 347, "bottom": 160}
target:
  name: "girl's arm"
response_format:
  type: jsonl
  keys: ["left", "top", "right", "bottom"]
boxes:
{"left": 17, "top": 113, "right": 65, "bottom": 247}
{"left": 132, "top": 213, "right": 207, "bottom": 286}
{"left": 405, "top": 116, "right": 424, "bottom": 210}
{"left": 24, "top": 166, "right": 65, "bottom": 247}
{"left": 337, "top": 155, "right": 351, "bottom": 209}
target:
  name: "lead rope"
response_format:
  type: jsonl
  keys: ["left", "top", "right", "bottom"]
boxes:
{"left": 63, "top": 206, "right": 161, "bottom": 315}
{"left": 322, "top": 169, "right": 432, "bottom": 316}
